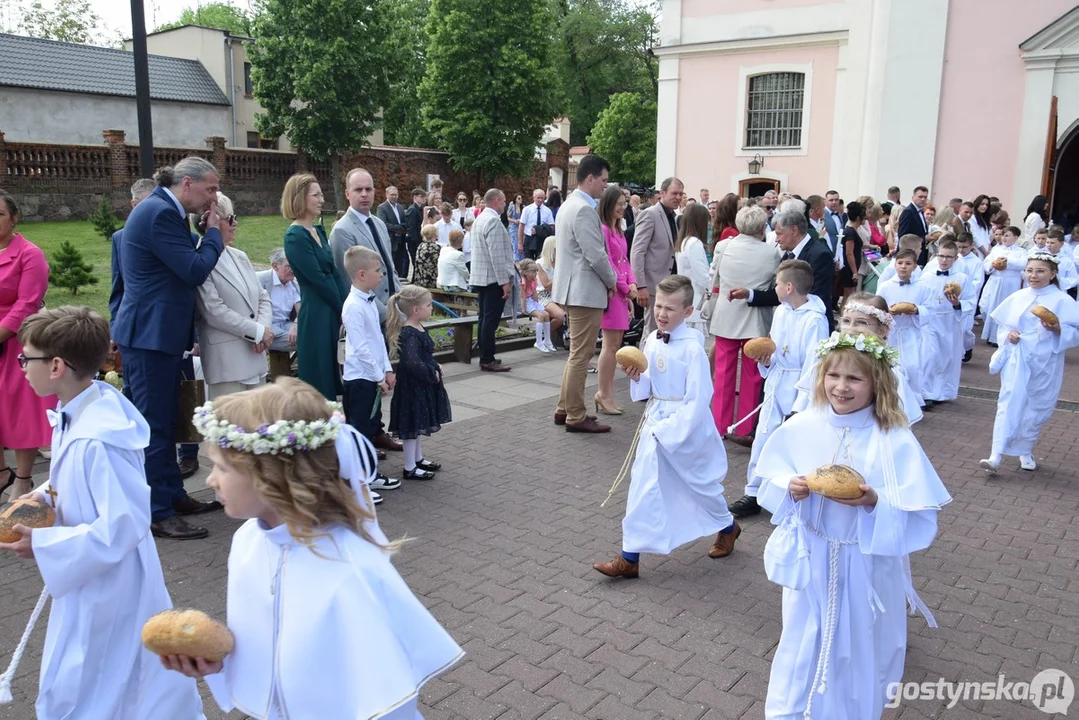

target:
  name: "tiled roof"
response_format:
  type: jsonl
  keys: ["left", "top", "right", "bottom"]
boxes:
{"left": 0, "top": 33, "right": 230, "bottom": 106}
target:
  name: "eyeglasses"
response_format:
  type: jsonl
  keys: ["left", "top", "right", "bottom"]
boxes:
{"left": 838, "top": 317, "right": 878, "bottom": 330}
{"left": 936, "top": 254, "right": 957, "bottom": 261}
{"left": 17, "top": 353, "right": 75, "bottom": 371}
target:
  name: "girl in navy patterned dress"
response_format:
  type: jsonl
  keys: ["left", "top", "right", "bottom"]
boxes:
{"left": 386, "top": 285, "right": 451, "bottom": 480}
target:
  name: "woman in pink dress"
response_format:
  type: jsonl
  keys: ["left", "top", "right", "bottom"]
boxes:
{"left": 0, "top": 190, "right": 54, "bottom": 499}
{"left": 595, "top": 185, "right": 637, "bottom": 415}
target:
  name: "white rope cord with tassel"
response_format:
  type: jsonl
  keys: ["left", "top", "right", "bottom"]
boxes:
{"left": 601, "top": 406, "right": 649, "bottom": 508}
{"left": 0, "top": 587, "right": 49, "bottom": 704}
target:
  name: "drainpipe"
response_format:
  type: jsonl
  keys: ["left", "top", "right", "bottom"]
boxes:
{"left": 226, "top": 33, "right": 237, "bottom": 147}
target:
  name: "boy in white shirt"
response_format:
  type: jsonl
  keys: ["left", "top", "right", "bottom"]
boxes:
{"left": 3, "top": 306, "right": 204, "bottom": 719}
{"left": 877, "top": 233, "right": 925, "bottom": 284}
{"left": 728, "top": 260, "right": 828, "bottom": 519}
{"left": 462, "top": 213, "right": 474, "bottom": 268}
{"left": 434, "top": 203, "right": 454, "bottom": 247}
{"left": 437, "top": 229, "right": 470, "bottom": 291}
{"left": 341, "top": 246, "right": 400, "bottom": 499}
{"left": 876, "top": 249, "right": 931, "bottom": 399}
{"left": 917, "top": 239, "right": 975, "bottom": 404}
{"left": 955, "top": 233, "right": 984, "bottom": 361}
{"left": 1046, "top": 228, "right": 1078, "bottom": 295}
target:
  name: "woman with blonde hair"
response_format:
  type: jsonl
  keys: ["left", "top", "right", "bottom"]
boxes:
{"left": 535, "top": 235, "right": 564, "bottom": 347}
{"left": 281, "top": 173, "right": 347, "bottom": 400}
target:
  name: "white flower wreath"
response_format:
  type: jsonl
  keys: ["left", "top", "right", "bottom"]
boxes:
{"left": 843, "top": 302, "right": 894, "bottom": 327}
{"left": 815, "top": 331, "right": 900, "bottom": 367}
{"left": 192, "top": 400, "right": 345, "bottom": 455}
{"left": 1028, "top": 250, "right": 1060, "bottom": 266}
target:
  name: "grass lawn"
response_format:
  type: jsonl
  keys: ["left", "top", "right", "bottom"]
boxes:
{"left": 22, "top": 215, "right": 334, "bottom": 318}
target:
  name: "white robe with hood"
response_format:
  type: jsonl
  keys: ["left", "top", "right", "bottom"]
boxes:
{"left": 980, "top": 244, "right": 1028, "bottom": 341}
{"left": 917, "top": 268, "right": 975, "bottom": 401}
{"left": 875, "top": 278, "right": 932, "bottom": 401}
{"left": 29, "top": 381, "right": 205, "bottom": 720}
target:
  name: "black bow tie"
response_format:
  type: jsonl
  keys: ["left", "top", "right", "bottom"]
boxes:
{"left": 366, "top": 295, "right": 375, "bottom": 303}
{"left": 656, "top": 330, "right": 671, "bottom": 344}
{"left": 899, "top": 280, "right": 911, "bottom": 286}
{"left": 936, "top": 270, "right": 949, "bottom": 276}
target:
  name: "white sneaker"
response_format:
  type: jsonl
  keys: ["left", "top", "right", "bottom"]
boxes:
{"left": 370, "top": 490, "right": 383, "bottom": 505}
{"left": 1019, "top": 455, "right": 1037, "bottom": 471}
{"left": 370, "top": 474, "right": 401, "bottom": 490}
{"left": 979, "top": 456, "right": 1001, "bottom": 474}
{"left": 534, "top": 341, "right": 546, "bottom": 352}
{"left": 543, "top": 341, "right": 557, "bottom": 353}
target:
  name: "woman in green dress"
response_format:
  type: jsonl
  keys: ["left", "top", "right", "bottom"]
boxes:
{"left": 281, "top": 173, "right": 348, "bottom": 400}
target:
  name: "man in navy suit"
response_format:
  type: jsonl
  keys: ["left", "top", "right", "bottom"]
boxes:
{"left": 897, "top": 185, "right": 931, "bottom": 264}
{"left": 112, "top": 157, "right": 225, "bottom": 540}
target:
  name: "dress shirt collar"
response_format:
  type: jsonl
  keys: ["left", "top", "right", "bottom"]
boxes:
{"left": 573, "top": 188, "right": 597, "bottom": 209}
{"left": 161, "top": 187, "right": 186, "bottom": 219}
{"left": 348, "top": 206, "right": 372, "bottom": 222}
{"left": 791, "top": 233, "right": 813, "bottom": 258}
{"left": 271, "top": 272, "right": 295, "bottom": 290}
{"left": 350, "top": 286, "right": 375, "bottom": 303}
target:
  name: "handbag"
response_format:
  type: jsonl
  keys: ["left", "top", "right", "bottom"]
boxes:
{"left": 763, "top": 511, "right": 811, "bottom": 590}
{"left": 175, "top": 366, "right": 206, "bottom": 444}
{"left": 697, "top": 241, "right": 728, "bottom": 323}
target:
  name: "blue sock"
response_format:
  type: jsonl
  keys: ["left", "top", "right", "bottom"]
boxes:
{"left": 620, "top": 551, "right": 640, "bottom": 563}
{"left": 719, "top": 522, "right": 737, "bottom": 534}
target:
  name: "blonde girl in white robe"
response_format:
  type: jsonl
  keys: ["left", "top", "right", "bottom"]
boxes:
{"left": 980, "top": 226, "right": 1028, "bottom": 344}
{"left": 980, "top": 254, "right": 1079, "bottom": 473}
{"left": 161, "top": 378, "right": 463, "bottom": 720}
{"left": 757, "top": 333, "right": 951, "bottom": 719}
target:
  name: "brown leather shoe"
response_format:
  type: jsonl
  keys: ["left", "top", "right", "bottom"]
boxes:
{"left": 377, "top": 449, "right": 387, "bottom": 461}
{"left": 554, "top": 412, "right": 597, "bottom": 426}
{"left": 565, "top": 417, "right": 611, "bottom": 433}
{"left": 724, "top": 434, "right": 754, "bottom": 449}
{"left": 178, "top": 457, "right": 199, "bottom": 479}
{"left": 593, "top": 556, "right": 639, "bottom": 578}
{"left": 173, "top": 493, "right": 223, "bottom": 516}
{"left": 481, "top": 361, "right": 512, "bottom": 372}
{"left": 372, "top": 433, "right": 403, "bottom": 451}
{"left": 708, "top": 522, "right": 742, "bottom": 558}
{"left": 151, "top": 515, "right": 209, "bottom": 540}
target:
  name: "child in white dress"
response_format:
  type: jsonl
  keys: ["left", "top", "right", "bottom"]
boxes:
{"left": 980, "top": 226, "right": 1028, "bottom": 344}
{"left": 757, "top": 332, "right": 951, "bottom": 719}
{"left": 875, "top": 249, "right": 931, "bottom": 402}
{"left": 980, "top": 252, "right": 1079, "bottom": 473}
{"left": 162, "top": 378, "right": 463, "bottom": 719}
{"left": 917, "top": 239, "right": 975, "bottom": 404}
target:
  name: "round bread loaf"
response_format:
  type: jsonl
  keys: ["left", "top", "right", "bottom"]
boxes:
{"left": 1031, "top": 305, "right": 1059, "bottom": 326}
{"left": 743, "top": 337, "right": 777, "bottom": 361}
{"left": 0, "top": 498, "right": 55, "bottom": 542}
{"left": 805, "top": 464, "right": 866, "bottom": 500}
{"left": 992, "top": 257, "right": 1008, "bottom": 271}
{"left": 943, "top": 281, "right": 962, "bottom": 297}
{"left": 142, "top": 609, "right": 234, "bottom": 661}
{"left": 890, "top": 302, "right": 917, "bottom": 315}
{"left": 615, "top": 346, "right": 648, "bottom": 372}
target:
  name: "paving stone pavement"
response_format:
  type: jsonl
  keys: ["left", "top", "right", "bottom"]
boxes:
{"left": 1, "top": 342, "right": 1078, "bottom": 720}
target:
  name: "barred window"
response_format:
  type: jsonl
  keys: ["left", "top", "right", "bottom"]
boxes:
{"left": 745, "top": 72, "right": 806, "bottom": 149}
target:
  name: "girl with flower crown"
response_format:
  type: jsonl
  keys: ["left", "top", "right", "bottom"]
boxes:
{"left": 980, "top": 253, "right": 1079, "bottom": 473}
{"left": 161, "top": 378, "right": 463, "bottom": 719}
{"left": 756, "top": 333, "right": 951, "bottom": 719}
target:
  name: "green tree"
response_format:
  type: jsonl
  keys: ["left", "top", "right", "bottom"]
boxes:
{"left": 248, "top": 0, "right": 392, "bottom": 209}
{"left": 587, "top": 92, "right": 656, "bottom": 184}
{"left": 421, "top": 0, "right": 560, "bottom": 185}
{"left": 18, "top": 0, "right": 104, "bottom": 44}
{"left": 155, "top": 2, "right": 253, "bottom": 35}
{"left": 381, "top": 0, "right": 436, "bottom": 148}
{"left": 89, "top": 195, "right": 119, "bottom": 240}
{"left": 49, "top": 240, "right": 99, "bottom": 295}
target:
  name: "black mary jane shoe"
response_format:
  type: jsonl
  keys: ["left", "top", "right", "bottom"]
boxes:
{"left": 402, "top": 467, "right": 436, "bottom": 480}
{"left": 0, "top": 468, "right": 15, "bottom": 497}
{"left": 415, "top": 459, "right": 441, "bottom": 472}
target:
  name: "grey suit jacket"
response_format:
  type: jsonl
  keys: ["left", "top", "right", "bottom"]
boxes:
{"left": 630, "top": 202, "right": 675, "bottom": 292}
{"left": 328, "top": 210, "right": 401, "bottom": 322}
{"left": 551, "top": 191, "right": 617, "bottom": 309}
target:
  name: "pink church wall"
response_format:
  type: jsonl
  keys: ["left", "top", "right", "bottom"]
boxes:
{"left": 932, "top": 0, "right": 1074, "bottom": 213}
{"left": 682, "top": 0, "right": 834, "bottom": 17}
{"left": 674, "top": 46, "right": 838, "bottom": 198}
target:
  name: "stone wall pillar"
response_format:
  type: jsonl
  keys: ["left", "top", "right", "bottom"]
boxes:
{"left": 103, "top": 129, "right": 129, "bottom": 189}
{"left": 206, "top": 136, "right": 227, "bottom": 185}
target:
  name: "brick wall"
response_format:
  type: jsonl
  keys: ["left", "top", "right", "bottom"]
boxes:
{"left": 0, "top": 129, "right": 561, "bottom": 221}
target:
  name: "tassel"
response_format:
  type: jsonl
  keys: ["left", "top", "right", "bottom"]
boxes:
{"left": 0, "top": 588, "right": 49, "bottom": 704}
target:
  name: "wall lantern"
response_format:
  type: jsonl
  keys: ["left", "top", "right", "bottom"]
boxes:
{"left": 747, "top": 153, "right": 765, "bottom": 175}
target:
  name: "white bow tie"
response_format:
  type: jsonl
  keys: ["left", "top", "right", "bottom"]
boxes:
{"left": 46, "top": 409, "right": 68, "bottom": 431}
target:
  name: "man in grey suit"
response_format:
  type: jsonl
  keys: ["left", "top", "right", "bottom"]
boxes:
{"left": 552, "top": 155, "right": 618, "bottom": 433}
{"left": 630, "top": 177, "right": 684, "bottom": 338}
{"left": 376, "top": 185, "right": 408, "bottom": 276}
{"left": 329, "top": 168, "right": 401, "bottom": 322}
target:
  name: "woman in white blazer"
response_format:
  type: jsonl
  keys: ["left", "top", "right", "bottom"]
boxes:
{"left": 673, "top": 203, "right": 711, "bottom": 334}
{"left": 195, "top": 193, "right": 274, "bottom": 399}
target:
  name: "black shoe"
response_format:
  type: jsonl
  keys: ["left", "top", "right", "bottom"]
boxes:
{"left": 151, "top": 515, "right": 209, "bottom": 540}
{"left": 0, "top": 468, "right": 14, "bottom": 497}
{"left": 402, "top": 467, "right": 436, "bottom": 480}
{"left": 178, "top": 457, "right": 200, "bottom": 479}
{"left": 962, "top": 349, "right": 973, "bottom": 363}
{"left": 416, "top": 459, "right": 441, "bottom": 472}
{"left": 728, "top": 495, "right": 761, "bottom": 518}
{"left": 173, "top": 493, "right": 223, "bottom": 515}
{"left": 986, "top": 341, "right": 998, "bottom": 348}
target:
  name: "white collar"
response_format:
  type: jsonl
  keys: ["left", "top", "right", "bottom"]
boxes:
{"left": 348, "top": 206, "right": 372, "bottom": 222}
{"left": 791, "top": 233, "right": 812, "bottom": 257}
{"left": 57, "top": 382, "right": 98, "bottom": 416}
{"left": 350, "top": 286, "right": 375, "bottom": 301}
{"left": 271, "top": 272, "right": 292, "bottom": 288}
{"left": 827, "top": 403, "right": 876, "bottom": 429}
{"left": 161, "top": 187, "right": 186, "bottom": 219}
{"left": 573, "top": 188, "right": 598, "bottom": 209}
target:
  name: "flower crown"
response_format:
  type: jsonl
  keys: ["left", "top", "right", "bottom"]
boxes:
{"left": 1028, "top": 250, "right": 1060, "bottom": 266}
{"left": 815, "top": 332, "right": 900, "bottom": 367}
{"left": 843, "top": 302, "right": 893, "bottom": 327}
{"left": 192, "top": 400, "right": 344, "bottom": 455}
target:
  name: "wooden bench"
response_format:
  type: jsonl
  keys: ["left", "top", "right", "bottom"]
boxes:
{"left": 429, "top": 288, "right": 479, "bottom": 316}
{"left": 423, "top": 316, "right": 480, "bottom": 364}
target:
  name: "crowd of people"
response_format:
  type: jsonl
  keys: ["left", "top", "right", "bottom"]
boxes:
{"left": 0, "top": 149, "right": 1077, "bottom": 719}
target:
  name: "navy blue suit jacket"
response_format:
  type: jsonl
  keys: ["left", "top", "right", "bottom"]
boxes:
{"left": 109, "top": 229, "right": 125, "bottom": 325}
{"left": 748, "top": 235, "right": 837, "bottom": 331}
{"left": 112, "top": 186, "right": 223, "bottom": 356}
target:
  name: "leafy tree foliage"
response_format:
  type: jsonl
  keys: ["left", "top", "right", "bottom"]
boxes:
{"left": 155, "top": 2, "right": 253, "bottom": 36}
{"left": 89, "top": 195, "right": 119, "bottom": 240}
{"left": 381, "top": 0, "right": 436, "bottom": 149}
{"left": 587, "top": 92, "right": 656, "bottom": 184}
{"left": 18, "top": 0, "right": 106, "bottom": 44}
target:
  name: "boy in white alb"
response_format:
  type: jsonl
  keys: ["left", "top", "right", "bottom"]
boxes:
{"left": 1046, "top": 228, "right": 1077, "bottom": 293}
{"left": 593, "top": 275, "right": 739, "bottom": 578}
{"left": 955, "top": 233, "right": 984, "bottom": 361}
{"left": 728, "top": 260, "right": 828, "bottom": 519}
{"left": 877, "top": 233, "right": 925, "bottom": 284}
{"left": 341, "top": 246, "right": 400, "bottom": 500}
{"left": 876, "top": 249, "right": 931, "bottom": 402}
{"left": 917, "top": 239, "right": 975, "bottom": 403}
{"left": 1, "top": 306, "right": 203, "bottom": 719}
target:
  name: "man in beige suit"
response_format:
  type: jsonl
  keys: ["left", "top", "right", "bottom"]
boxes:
{"left": 630, "top": 177, "right": 685, "bottom": 338}
{"left": 552, "top": 155, "right": 618, "bottom": 433}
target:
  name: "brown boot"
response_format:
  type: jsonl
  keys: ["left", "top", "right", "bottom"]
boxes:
{"left": 708, "top": 522, "right": 742, "bottom": 558}
{"left": 592, "top": 556, "right": 639, "bottom": 578}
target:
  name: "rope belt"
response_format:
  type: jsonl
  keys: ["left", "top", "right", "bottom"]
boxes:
{"left": 600, "top": 394, "right": 683, "bottom": 508}
{"left": 726, "top": 366, "right": 799, "bottom": 435}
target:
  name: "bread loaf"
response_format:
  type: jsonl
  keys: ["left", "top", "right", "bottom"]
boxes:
{"left": 890, "top": 302, "right": 917, "bottom": 315}
{"left": 615, "top": 346, "right": 648, "bottom": 373}
{"left": 142, "top": 609, "right": 234, "bottom": 661}
{"left": 805, "top": 464, "right": 866, "bottom": 500}
{"left": 0, "top": 498, "right": 55, "bottom": 542}
{"left": 992, "top": 257, "right": 1008, "bottom": 271}
{"left": 1031, "top": 305, "right": 1059, "bottom": 326}
{"left": 944, "top": 281, "right": 962, "bottom": 297}
{"left": 743, "top": 337, "right": 777, "bottom": 361}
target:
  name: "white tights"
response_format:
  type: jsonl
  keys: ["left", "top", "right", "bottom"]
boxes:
{"left": 403, "top": 438, "right": 423, "bottom": 471}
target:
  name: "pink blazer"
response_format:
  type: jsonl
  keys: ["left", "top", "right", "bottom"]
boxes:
{"left": 602, "top": 224, "right": 636, "bottom": 299}
{"left": 0, "top": 233, "right": 49, "bottom": 336}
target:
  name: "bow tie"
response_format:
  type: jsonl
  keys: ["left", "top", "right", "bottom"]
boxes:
{"left": 366, "top": 295, "right": 376, "bottom": 303}
{"left": 656, "top": 330, "right": 671, "bottom": 344}
{"left": 47, "top": 409, "right": 68, "bottom": 431}
{"left": 936, "top": 270, "right": 949, "bottom": 276}
{"left": 899, "top": 280, "right": 911, "bottom": 286}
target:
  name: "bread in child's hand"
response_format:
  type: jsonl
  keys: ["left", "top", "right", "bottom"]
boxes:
{"left": 943, "top": 281, "right": 962, "bottom": 297}
{"left": 1031, "top": 305, "right": 1059, "bottom": 325}
{"left": 805, "top": 464, "right": 866, "bottom": 499}
{"left": 615, "top": 346, "right": 648, "bottom": 372}
{"left": 142, "top": 609, "right": 234, "bottom": 661}
{"left": 0, "top": 498, "right": 55, "bottom": 542}
{"left": 743, "top": 337, "right": 777, "bottom": 361}
{"left": 992, "top": 257, "right": 1009, "bottom": 271}
{"left": 890, "top": 302, "right": 917, "bottom": 315}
